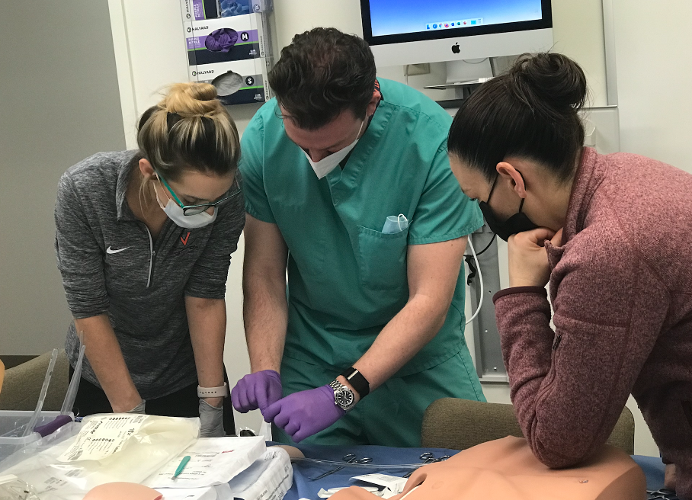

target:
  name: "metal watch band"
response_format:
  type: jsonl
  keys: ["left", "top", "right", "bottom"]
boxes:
{"left": 340, "top": 367, "right": 370, "bottom": 398}
{"left": 329, "top": 380, "right": 356, "bottom": 412}
{"left": 197, "top": 382, "right": 228, "bottom": 398}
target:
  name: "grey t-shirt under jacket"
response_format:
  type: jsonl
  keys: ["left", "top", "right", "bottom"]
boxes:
{"left": 54, "top": 151, "right": 245, "bottom": 399}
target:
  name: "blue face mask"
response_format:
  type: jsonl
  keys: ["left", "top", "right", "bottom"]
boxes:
{"left": 382, "top": 214, "right": 409, "bottom": 234}
{"left": 478, "top": 172, "right": 538, "bottom": 241}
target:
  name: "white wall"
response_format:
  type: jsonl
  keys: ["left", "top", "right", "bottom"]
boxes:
{"left": 107, "top": 0, "right": 688, "bottom": 453}
{"left": 612, "top": 0, "right": 692, "bottom": 173}
{"left": 551, "top": 0, "right": 608, "bottom": 107}
{"left": 272, "top": 0, "right": 363, "bottom": 50}
{"left": 0, "top": 1, "right": 126, "bottom": 355}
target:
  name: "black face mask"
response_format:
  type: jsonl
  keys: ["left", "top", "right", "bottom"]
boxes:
{"left": 478, "top": 172, "right": 539, "bottom": 241}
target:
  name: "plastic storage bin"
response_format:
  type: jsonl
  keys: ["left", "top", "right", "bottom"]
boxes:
{"left": 0, "top": 410, "right": 68, "bottom": 464}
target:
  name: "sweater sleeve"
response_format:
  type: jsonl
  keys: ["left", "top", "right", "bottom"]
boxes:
{"left": 493, "top": 235, "right": 668, "bottom": 468}
{"left": 54, "top": 172, "right": 109, "bottom": 318}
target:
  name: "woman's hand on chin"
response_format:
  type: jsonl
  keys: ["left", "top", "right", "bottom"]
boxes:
{"left": 508, "top": 227, "right": 563, "bottom": 288}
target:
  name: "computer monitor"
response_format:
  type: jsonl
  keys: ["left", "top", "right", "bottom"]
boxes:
{"left": 360, "top": 0, "right": 553, "bottom": 83}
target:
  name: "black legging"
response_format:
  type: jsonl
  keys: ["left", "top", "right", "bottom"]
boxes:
{"left": 69, "top": 366, "right": 235, "bottom": 435}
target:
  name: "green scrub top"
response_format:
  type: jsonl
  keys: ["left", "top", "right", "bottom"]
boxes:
{"left": 240, "top": 78, "right": 483, "bottom": 377}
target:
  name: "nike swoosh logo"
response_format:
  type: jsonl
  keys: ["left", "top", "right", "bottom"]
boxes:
{"left": 106, "top": 246, "right": 130, "bottom": 254}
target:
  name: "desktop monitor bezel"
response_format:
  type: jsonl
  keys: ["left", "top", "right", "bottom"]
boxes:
{"left": 360, "top": 0, "right": 553, "bottom": 46}
{"left": 360, "top": 0, "right": 554, "bottom": 67}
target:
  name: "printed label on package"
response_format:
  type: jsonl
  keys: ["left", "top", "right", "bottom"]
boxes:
{"left": 58, "top": 414, "right": 147, "bottom": 462}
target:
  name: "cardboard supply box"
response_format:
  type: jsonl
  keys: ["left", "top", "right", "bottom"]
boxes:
{"left": 185, "top": 14, "right": 267, "bottom": 67}
{"left": 180, "top": 0, "right": 219, "bottom": 21}
{"left": 190, "top": 57, "right": 273, "bottom": 105}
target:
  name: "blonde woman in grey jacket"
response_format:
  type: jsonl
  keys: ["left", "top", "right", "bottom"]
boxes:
{"left": 55, "top": 83, "right": 245, "bottom": 436}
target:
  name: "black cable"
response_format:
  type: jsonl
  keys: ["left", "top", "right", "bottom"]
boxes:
{"left": 465, "top": 255, "right": 477, "bottom": 286}
{"left": 473, "top": 232, "right": 497, "bottom": 257}
{"left": 464, "top": 233, "right": 496, "bottom": 286}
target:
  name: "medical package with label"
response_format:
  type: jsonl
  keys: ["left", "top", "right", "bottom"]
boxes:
{"left": 188, "top": 53, "right": 273, "bottom": 105}
{"left": 1, "top": 414, "right": 199, "bottom": 500}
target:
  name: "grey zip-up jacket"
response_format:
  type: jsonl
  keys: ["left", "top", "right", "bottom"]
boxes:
{"left": 54, "top": 151, "right": 245, "bottom": 399}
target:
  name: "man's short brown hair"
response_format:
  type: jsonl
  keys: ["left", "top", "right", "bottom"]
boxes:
{"left": 268, "top": 27, "right": 377, "bottom": 130}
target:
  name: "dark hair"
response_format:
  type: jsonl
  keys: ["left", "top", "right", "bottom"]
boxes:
{"left": 448, "top": 52, "right": 587, "bottom": 183}
{"left": 268, "top": 27, "right": 377, "bottom": 130}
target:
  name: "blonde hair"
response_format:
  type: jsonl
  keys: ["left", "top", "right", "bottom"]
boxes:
{"left": 137, "top": 82, "right": 240, "bottom": 184}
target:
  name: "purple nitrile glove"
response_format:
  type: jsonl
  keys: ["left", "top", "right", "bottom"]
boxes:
{"left": 231, "top": 370, "right": 283, "bottom": 414}
{"left": 205, "top": 28, "right": 239, "bottom": 53}
{"left": 263, "top": 385, "right": 345, "bottom": 443}
{"left": 34, "top": 414, "right": 73, "bottom": 437}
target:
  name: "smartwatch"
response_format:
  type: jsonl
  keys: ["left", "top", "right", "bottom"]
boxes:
{"left": 340, "top": 367, "right": 370, "bottom": 398}
{"left": 197, "top": 382, "right": 229, "bottom": 398}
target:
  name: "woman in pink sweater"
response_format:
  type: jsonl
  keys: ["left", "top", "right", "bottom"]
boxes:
{"left": 447, "top": 52, "right": 692, "bottom": 499}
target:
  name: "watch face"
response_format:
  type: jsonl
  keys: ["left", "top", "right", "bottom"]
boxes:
{"left": 335, "top": 387, "right": 354, "bottom": 407}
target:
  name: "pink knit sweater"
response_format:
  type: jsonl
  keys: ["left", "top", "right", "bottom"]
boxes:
{"left": 493, "top": 147, "right": 692, "bottom": 499}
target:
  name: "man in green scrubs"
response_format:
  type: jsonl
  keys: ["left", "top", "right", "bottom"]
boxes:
{"left": 231, "top": 27, "right": 485, "bottom": 446}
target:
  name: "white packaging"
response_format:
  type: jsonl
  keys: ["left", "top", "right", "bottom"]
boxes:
{"left": 184, "top": 10, "right": 274, "bottom": 104}
{"left": 154, "top": 484, "right": 231, "bottom": 500}
{"left": 228, "top": 447, "right": 293, "bottom": 500}
{"left": 189, "top": 56, "right": 273, "bottom": 105}
{"left": 145, "top": 436, "right": 266, "bottom": 489}
{"left": 1, "top": 414, "right": 199, "bottom": 500}
{"left": 351, "top": 473, "right": 408, "bottom": 498}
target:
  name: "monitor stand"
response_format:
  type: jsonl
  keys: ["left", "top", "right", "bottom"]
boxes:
{"left": 426, "top": 58, "right": 494, "bottom": 105}
{"left": 446, "top": 58, "right": 494, "bottom": 84}
{"left": 446, "top": 58, "right": 493, "bottom": 100}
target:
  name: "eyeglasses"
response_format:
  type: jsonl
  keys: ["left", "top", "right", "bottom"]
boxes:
{"left": 157, "top": 171, "right": 241, "bottom": 215}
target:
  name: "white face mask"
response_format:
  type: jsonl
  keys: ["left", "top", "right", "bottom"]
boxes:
{"left": 303, "top": 119, "right": 365, "bottom": 179}
{"left": 154, "top": 182, "right": 218, "bottom": 229}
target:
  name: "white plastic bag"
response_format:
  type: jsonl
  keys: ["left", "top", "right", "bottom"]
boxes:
{"left": 2, "top": 414, "right": 199, "bottom": 499}
{"left": 0, "top": 474, "right": 40, "bottom": 500}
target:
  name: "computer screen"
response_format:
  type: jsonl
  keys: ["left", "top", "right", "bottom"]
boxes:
{"left": 360, "top": 0, "right": 553, "bottom": 72}
{"left": 368, "top": 0, "right": 545, "bottom": 38}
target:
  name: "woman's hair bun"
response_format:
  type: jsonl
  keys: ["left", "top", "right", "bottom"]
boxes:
{"left": 509, "top": 52, "right": 587, "bottom": 113}
{"left": 163, "top": 82, "right": 221, "bottom": 116}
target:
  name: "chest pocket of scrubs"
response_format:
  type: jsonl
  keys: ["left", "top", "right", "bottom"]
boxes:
{"left": 356, "top": 225, "right": 409, "bottom": 291}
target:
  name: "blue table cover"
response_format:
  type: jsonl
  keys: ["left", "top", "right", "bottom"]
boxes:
{"left": 284, "top": 444, "right": 458, "bottom": 500}
{"left": 280, "top": 443, "right": 668, "bottom": 500}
